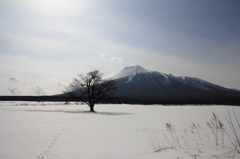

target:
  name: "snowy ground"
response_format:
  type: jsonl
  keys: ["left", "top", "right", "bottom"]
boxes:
{"left": 0, "top": 101, "right": 239, "bottom": 159}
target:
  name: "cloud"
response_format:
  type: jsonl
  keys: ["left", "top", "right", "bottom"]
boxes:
{"left": 52, "top": 78, "right": 66, "bottom": 87}
{"left": 2, "top": 0, "right": 97, "bottom": 17}
{"left": 99, "top": 53, "right": 106, "bottom": 58}
{"left": 7, "top": 76, "right": 49, "bottom": 95}
{"left": 8, "top": 76, "right": 25, "bottom": 84}
{"left": 8, "top": 87, "right": 22, "bottom": 95}
{"left": 110, "top": 57, "right": 123, "bottom": 63}
{"left": 29, "top": 86, "right": 47, "bottom": 96}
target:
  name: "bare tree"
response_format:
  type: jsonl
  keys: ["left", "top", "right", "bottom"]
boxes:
{"left": 64, "top": 70, "right": 117, "bottom": 112}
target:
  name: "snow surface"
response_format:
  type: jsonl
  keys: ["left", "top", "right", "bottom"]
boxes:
{"left": 1, "top": 101, "right": 240, "bottom": 159}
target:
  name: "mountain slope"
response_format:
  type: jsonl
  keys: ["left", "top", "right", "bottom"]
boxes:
{"left": 111, "top": 66, "right": 240, "bottom": 101}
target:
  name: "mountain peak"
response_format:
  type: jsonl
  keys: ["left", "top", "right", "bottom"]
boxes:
{"left": 122, "top": 65, "right": 148, "bottom": 72}
{"left": 108, "top": 65, "right": 148, "bottom": 79}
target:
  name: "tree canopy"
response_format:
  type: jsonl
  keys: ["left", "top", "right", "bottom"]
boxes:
{"left": 64, "top": 70, "right": 117, "bottom": 112}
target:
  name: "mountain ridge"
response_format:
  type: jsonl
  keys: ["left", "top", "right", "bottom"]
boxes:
{"left": 111, "top": 65, "right": 240, "bottom": 101}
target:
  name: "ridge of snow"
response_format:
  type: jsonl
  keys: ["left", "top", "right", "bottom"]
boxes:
{"left": 167, "top": 74, "right": 213, "bottom": 91}
{"left": 152, "top": 71, "right": 169, "bottom": 79}
{"left": 167, "top": 74, "right": 230, "bottom": 91}
{"left": 231, "top": 88, "right": 240, "bottom": 92}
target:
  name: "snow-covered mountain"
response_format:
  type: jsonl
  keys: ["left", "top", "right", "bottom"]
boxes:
{"left": 110, "top": 65, "right": 240, "bottom": 101}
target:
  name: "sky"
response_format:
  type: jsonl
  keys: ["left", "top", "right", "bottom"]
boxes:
{"left": 0, "top": 0, "right": 240, "bottom": 96}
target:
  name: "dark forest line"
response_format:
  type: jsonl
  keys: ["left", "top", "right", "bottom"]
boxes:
{"left": 0, "top": 95, "right": 240, "bottom": 106}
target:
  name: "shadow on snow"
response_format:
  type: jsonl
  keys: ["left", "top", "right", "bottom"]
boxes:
{"left": 26, "top": 109, "right": 132, "bottom": 115}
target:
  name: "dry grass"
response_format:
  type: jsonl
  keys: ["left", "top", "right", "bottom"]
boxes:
{"left": 225, "top": 107, "right": 240, "bottom": 154}
{"left": 191, "top": 123, "right": 203, "bottom": 146}
{"left": 206, "top": 112, "right": 224, "bottom": 147}
{"left": 150, "top": 108, "right": 239, "bottom": 159}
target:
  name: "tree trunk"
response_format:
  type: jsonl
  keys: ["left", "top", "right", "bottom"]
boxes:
{"left": 90, "top": 104, "right": 95, "bottom": 112}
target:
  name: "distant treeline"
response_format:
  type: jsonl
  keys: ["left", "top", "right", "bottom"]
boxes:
{"left": 0, "top": 95, "right": 240, "bottom": 106}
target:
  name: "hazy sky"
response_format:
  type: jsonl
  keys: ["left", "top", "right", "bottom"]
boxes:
{"left": 1, "top": 0, "right": 240, "bottom": 95}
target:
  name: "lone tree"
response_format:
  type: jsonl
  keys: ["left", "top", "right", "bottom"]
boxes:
{"left": 64, "top": 70, "right": 117, "bottom": 112}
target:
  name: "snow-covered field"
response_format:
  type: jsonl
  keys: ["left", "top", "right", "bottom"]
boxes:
{"left": 0, "top": 101, "right": 239, "bottom": 159}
